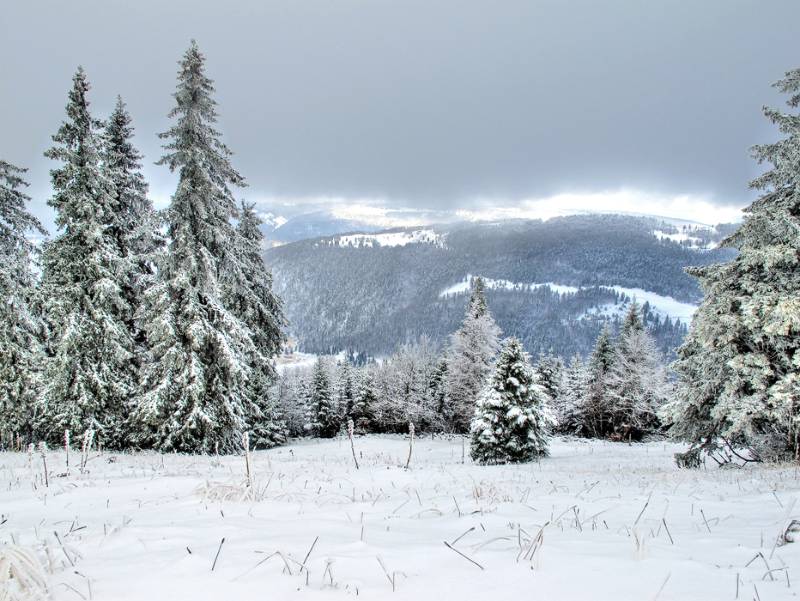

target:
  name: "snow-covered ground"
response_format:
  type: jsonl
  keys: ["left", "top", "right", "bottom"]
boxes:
{"left": 274, "top": 351, "right": 323, "bottom": 374}
{"left": 2, "top": 436, "right": 799, "bottom": 600}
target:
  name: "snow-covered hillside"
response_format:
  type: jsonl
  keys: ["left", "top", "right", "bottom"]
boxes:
{"left": 3, "top": 436, "right": 797, "bottom": 601}
{"left": 266, "top": 214, "right": 735, "bottom": 357}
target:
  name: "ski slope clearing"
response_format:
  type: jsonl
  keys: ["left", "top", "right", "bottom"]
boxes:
{"left": 439, "top": 276, "right": 580, "bottom": 298}
{"left": 2, "top": 437, "right": 799, "bottom": 600}
{"left": 439, "top": 276, "right": 697, "bottom": 323}
{"left": 326, "top": 229, "right": 443, "bottom": 248}
{"left": 596, "top": 285, "right": 697, "bottom": 323}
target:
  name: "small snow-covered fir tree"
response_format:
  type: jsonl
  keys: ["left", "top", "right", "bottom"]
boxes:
{"left": 555, "top": 354, "right": 588, "bottom": 435}
{"left": 351, "top": 370, "right": 378, "bottom": 434}
{"left": 581, "top": 325, "right": 615, "bottom": 437}
{"left": 470, "top": 337, "right": 552, "bottom": 464}
{"left": 0, "top": 160, "right": 47, "bottom": 444}
{"left": 444, "top": 277, "right": 501, "bottom": 432}
{"left": 605, "top": 303, "right": 668, "bottom": 439}
{"left": 134, "top": 42, "right": 255, "bottom": 453}
{"left": 665, "top": 66, "right": 800, "bottom": 462}
{"left": 250, "top": 399, "right": 287, "bottom": 449}
{"left": 39, "top": 68, "right": 137, "bottom": 447}
{"left": 307, "top": 358, "right": 338, "bottom": 438}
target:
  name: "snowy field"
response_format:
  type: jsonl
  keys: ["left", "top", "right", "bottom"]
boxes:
{"left": 2, "top": 436, "right": 799, "bottom": 600}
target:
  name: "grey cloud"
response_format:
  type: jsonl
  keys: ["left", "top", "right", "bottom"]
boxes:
{"left": 1, "top": 0, "right": 798, "bottom": 230}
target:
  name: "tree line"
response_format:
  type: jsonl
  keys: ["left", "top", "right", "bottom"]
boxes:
{"left": 271, "top": 277, "right": 671, "bottom": 463}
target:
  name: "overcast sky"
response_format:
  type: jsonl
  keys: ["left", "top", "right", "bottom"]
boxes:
{"left": 2, "top": 0, "right": 798, "bottom": 229}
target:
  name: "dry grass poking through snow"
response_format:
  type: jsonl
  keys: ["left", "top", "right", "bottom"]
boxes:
{"left": 0, "top": 544, "right": 49, "bottom": 601}
{"left": 1, "top": 436, "right": 800, "bottom": 600}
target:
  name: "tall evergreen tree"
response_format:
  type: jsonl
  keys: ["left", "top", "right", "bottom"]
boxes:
{"left": 429, "top": 356, "right": 449, "bottom": 426}
{"left": 134, "top": 42, "right": 254, "bottom": 453}
{"left": 351, "top": 370, "right": 378, "bottom": 434}
{"left": 470, "top": 338, "right": 552, "bottom": 464}
{"left": 228, "top": 201, "right": 284, "bottom": 367}
{"left": 534, "top": 353, "right": 564, "bottom": 407}
{"left": 307, "top": 358, "right": 338, "bottom": 438}
{"left": 39, "top": 68, "right": 137, "bottom": 447}
{"left": 0, "top": 160, "right": 47, "bottom": 444}
{"left": 336, "top": 360, "right": 356, "bottom": 421}
{"left": 666, "top": 66, "right": 800, "bottom": 462}
{"left": 444, "top": 277, "right": 501, "bottom": 432}
{"left": 555, "top": 354, "right": 587, "bottom": 435}
{"left": 227, "top": 201, "right": 286, "bottom": 445}
{"left": 103, "top": 96, "right": 162, "bottom": 328}
{"left": 605, "top": 303, "right": 668, "bottom": 439}
{"left": 582, "top": 325, "right": 615, "bottom": 437}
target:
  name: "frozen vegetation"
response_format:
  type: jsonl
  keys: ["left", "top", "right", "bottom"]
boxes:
{"left": 2, "top": 436, "right": 800, "bottom": 600}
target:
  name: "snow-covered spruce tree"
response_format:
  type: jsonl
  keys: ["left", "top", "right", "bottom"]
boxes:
{"left": 226, "top": 201, "right": 286, "bottom": 448}
{"left": 103, "top": 97, "right": 162, "bottom": 332}
{"left": 444, "top": 277, "right": 501, "bottom": 432}
{"left": 470, "top": 337, "right": 552, "bottom": 464}
{"left": 251, "top": 401, "right": 287, "bottom": 449}
{"left": 307, "top": 358, "right": 338, "bottom": 438}
{"left": 665, "top": 67, "right": 800, "bottom": 462}
{"left": 294, "top": 374, "right": 314, "bottom": 437}
{"left": 581, "top": 325, "right": 615, "bottom": 438}
{"left": 336, "top": 360, "right": 355, "bottom": 422}
{"left": 376, "top": 337, "right": 439, "bottom": 433}
{"left": 428, "top": 357, "right": 449, "bottom": 430}
{"left": 351, "top": 370, "right": 378, "bottom": 434}
{"left": 0, "top": 160, "right": 47, "bottom": 445}
{"left": 38, "top": 68, "right": 137, "bottom": 448}
{"left": 272, "top": 369, "right": 307, "bottom": 437}
{"left": 134, "top": 42, "right": 255, "bottom": 453}
{"left": 555, "top": 354, "right": 588, "bottom": 435}
{"left": 534, "top": 353, "right": 564, "bottom": 407}
{"left": 605, "top": 303, "right": 668, "bottom": 439}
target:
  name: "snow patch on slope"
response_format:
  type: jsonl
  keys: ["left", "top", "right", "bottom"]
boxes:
{"left": 653, "top": 227, "right": 717, "bottom": 250}
{"left": 440, "top": 276, "right": 696, "bottom": 323}
{"left": 595, "top": 285, "right": 696, "bottom": 323}
{"left": 439, "top": 275, "right": 580, "bottom": 298}
{"left": 327, "top": 229, "right": 444, "bottom": 248}
{"left": 653, "top": 230, "right": 702, "bottom": 244}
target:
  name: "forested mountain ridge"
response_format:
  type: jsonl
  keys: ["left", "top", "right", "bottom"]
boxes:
{"left": 265, "top": 214, "right": 736, "bottom": 359}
